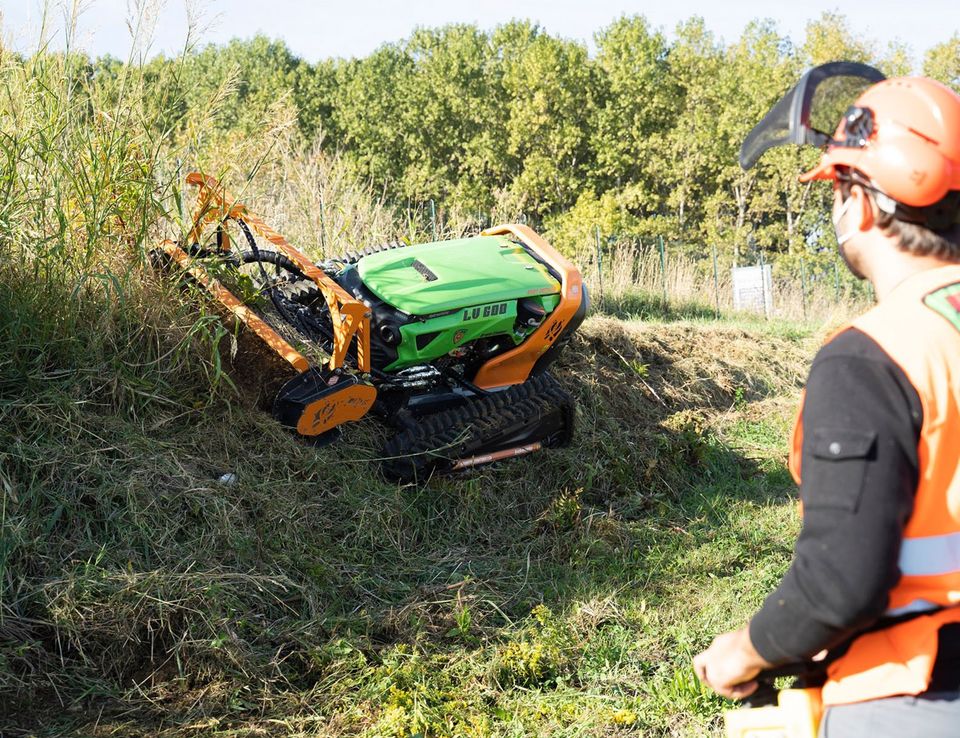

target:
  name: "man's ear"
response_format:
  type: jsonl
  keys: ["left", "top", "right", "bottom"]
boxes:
{"left": 850, "top": 184, "right": 875, "bottom": 232}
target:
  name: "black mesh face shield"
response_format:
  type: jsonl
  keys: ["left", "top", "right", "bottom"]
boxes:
{"left": 739, "top": 62, "right": 886, "bottom": 171}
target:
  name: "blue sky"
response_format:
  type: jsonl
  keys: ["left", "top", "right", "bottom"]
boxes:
{"left": 0, "top": 0, "right": 954, "bottom": 63}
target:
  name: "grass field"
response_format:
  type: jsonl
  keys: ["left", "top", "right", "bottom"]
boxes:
{"left": 1, "top": 302, "right": 820, "bottom": 737}
{"left": 0, "top": 38, "right": 832, "bottom": 737}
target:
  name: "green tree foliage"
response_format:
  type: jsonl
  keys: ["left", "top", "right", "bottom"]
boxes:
{"left": 293, "top": 58, "right": 339, "bottom": 142}
{"left": 182, "top": 36, "right": 301, "bottom": 134}
{"left": 924, "top": 35, "right": 960, "bottom": 92}
{"left": 497, "top": 24, "right": 598, "bottom": 216}
{"left": 78, "top": 16, "right": 958, "bottom": 267}
{"left": 710, "top": 21, "right": 799, "bottom": 261}
{"left": 659, "top": 19, "right": 725, "bottom": 240}
{"left": 801, "top": 12, "right": 874, "bottom": 65}
{"left": 880, "top": 41, "right": 914, "bottom": 78}
{"left": 394, "top": 25, "right": 506, "bottom": 208}
{"left": 590, "top": 15, "right": 675, "bottom": 209}
{"left": 332, "top": 44, "right": 415, "bottom": 186}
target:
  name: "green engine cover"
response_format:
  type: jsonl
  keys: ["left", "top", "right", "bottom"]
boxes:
{"left": 357, "top": 235, "right": 559, "bottom": 315}
{"left": 355, "top": 235, "right": 562, "bottom": 371}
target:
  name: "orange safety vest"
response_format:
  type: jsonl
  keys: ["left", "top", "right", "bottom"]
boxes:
{"left": 789, "top": 264, "right": 960, "bottom": 706}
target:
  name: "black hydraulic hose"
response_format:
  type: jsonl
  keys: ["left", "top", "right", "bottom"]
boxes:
{"left": 235, "top": 249, "right": 308, "bottom": 281}
{"left": 234, "top": 218, "right": 303, "bottom": 332}
{"left": 232, "top": 218, "right": 385, "bottom": 378}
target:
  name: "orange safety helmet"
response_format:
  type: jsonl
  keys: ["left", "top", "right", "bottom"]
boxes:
{"left": 801, "top": 77, "right": 960, "bottom": 208}
{"left": 741, "top": 63, "right": 960, "bottom": 230}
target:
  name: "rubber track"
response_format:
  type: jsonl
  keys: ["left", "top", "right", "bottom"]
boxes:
{"left": 380, "top": 373, "right": 573, "bottom": 482}
{"left": 342, "top": 240, "right": 407, "bottom": 264}
{"left": 231, "top": 249, "right": 322, "bottom": 304}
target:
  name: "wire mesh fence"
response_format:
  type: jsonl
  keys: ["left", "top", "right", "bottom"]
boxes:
{"left": 574, "top": 234, "right": 873, "bottom": 326}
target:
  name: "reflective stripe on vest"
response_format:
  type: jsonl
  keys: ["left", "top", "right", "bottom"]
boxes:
{"left": 898, "top": 532, "right": 960, "bottom": 577}
{"left": 787, "top": 264, "right": 960, "bottom": 706}
{"left": 885, "top": 598, "right": 942, "bottom": 617}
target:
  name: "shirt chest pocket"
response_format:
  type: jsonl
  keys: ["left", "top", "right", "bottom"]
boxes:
{"left": 801, "top": 427, "right": 877, "bottom": 512}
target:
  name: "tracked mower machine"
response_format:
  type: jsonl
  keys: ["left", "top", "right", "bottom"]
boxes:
{"left": 156, "top": 174, "right": 588, "bottom": 480}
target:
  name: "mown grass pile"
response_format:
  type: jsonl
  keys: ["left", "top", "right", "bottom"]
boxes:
{"left": 1, "top": 38, "right": 825, "bottom": 738}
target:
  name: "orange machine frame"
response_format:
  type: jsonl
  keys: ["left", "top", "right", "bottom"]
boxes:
{"left": 163, "top": 172, "right": 373, "bottom": 374}
{"left": 471, "top": 223, "right": 585, "bottom": 390}
{"left": 158, "top": 174, "right": 378, "bottom": 438}
{"left": 158, "top": 238, "right": 312, "bottom": 373}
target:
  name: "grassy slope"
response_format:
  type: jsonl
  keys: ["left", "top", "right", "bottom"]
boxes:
{"left": 1, "top": 297, "right": 819, "bottom": 738}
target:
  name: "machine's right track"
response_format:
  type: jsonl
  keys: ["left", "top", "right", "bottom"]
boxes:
{"left": 380, "top": 373, "right": 574, "bottom": 482}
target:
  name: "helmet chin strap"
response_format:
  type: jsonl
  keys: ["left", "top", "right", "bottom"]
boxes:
{"left": 833, "top": 195, "right": 868, "bottom": 280}
{"left": 833, "top": 195, "right": 857, "bottom": 246}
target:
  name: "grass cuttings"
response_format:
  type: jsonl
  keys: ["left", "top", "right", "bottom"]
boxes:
{"left": 1, "top": 309, "right": 816, "bottom": 737}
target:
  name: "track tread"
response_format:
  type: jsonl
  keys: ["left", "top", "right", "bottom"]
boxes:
{"left": 342, "top": 240, "right": 407, "bottom": 264}
{"left": 380, "top": 373, "right": 573, "bottom": 482}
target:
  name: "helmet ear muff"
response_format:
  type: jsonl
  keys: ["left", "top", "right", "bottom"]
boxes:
{"left": 871, "top": 133, "right": 951, "bottom": 207}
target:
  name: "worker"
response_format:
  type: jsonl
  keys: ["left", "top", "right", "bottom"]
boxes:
{"left": 693, "top": 66, "right": 960, "bottom": 736}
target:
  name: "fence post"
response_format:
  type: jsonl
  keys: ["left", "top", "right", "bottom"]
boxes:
{"left": 800, "top": 256, "right": 808, "bottom": 321}
{"left": 318, "top": 194, "right": 328, "bottom": 256}
{"left": 834, "top": 259, "right": 841, "bottom": 301}
{"left": 430, "top": 199, "right": 437, "bottom": 241}
{"left": 658, "top": 234, "right": 667, "bottom": 306}
{"left": 711, "top": 242, "right": 720, "bottom": 318}
{"left": 759, "top": 249, "right": 769, "bottom": 320}
{"left": 594, "top": 225, "right": 605, "bottom": 311}
{"left": 633, "top": 238, "right": 642, "bottom": 284}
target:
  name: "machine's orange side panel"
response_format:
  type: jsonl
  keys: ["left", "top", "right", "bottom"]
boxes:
{"left": 160, "top": 241, "right": 311, "bottom": 373}
{"left": 295, "top": 383, "right": 377, "bottom": 436}
{"left": 472, "top": 224, "right": 584, "bottom": 390}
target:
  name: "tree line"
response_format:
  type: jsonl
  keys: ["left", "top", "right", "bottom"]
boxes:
{"left": 68, "top": 14, "right": 960, "bottom": 267}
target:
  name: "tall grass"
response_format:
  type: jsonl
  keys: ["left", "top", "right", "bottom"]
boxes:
{"left": 0, "top": 3, "right": 237, "bottom": 716}
{"left": 236, "top": 141, "right": 523, "bottom": 260}
{"left": 1, "top": 13, "right": 180, "bottom": 384}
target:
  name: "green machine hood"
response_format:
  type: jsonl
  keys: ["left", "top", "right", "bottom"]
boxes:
{"left": 356, "top": 235, "right": 560, "bottom": 315}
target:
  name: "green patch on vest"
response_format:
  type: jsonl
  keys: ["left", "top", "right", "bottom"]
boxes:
{"left": 924, "top": 282, "right": 960, "bottom": 332}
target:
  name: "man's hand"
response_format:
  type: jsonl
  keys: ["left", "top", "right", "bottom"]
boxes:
{"left": 693, "top": 626, "right": 774, "bottom": 700}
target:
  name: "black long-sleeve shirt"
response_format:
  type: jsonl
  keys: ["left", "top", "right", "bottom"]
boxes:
{"left": 749, "top": 327, "right": 923, "bottom": 663}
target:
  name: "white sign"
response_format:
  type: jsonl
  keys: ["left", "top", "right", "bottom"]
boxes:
{"left": 732, "top": 264, "right": 773, "bottom": 315}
